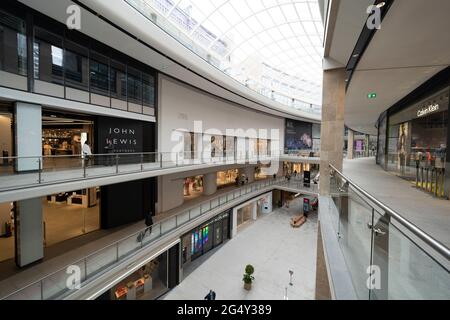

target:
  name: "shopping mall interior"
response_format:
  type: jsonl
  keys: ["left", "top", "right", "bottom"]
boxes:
{"left": 0, "top": 0, "right": 448, "bottom": 304}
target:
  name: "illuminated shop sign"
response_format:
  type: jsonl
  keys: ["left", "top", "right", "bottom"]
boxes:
{"left": 417, "top": 103, "right": 439, "bottom": 118}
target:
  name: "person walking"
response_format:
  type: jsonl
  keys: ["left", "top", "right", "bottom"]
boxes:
{"left": 82, "top": 140, "right": 93, "bottom": 167}
{"left": 204, "top": 290, "right": 216, "bottom": 300}
{"left": 144, "top": 212, "right": 153, "bottom": 235}
{"left": 138, "top": 212, "right": 153, "bottom": 242}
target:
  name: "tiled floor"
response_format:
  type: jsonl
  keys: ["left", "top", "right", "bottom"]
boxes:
{"left": 163, "top": 198, "right": 318, "bottom": 300}
{"left": 343, "top": 158, "right": 450, "bottom": 247}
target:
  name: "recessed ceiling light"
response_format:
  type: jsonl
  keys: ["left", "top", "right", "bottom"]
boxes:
{"left": 376, "top": 2, "right": 386, "bottom": 8}
{"left": 353, "top": 54, "right": 359, "bottom": 58}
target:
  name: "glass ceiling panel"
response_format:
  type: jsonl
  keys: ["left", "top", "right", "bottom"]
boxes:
{"left": 126, "top": 0, "right": 324, "bottom": 115}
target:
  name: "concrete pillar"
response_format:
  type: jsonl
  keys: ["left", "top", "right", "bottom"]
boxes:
{"left": 14, "top": 102, "right": 42, "bottom": 172}
{"left": 347, "top": 129, "right": 354, "bottom": 159}
{"left": 251, "top": 202, "right": 257, "bottom": 221}
{"left": 240, "top": 166, "right": 255, "bottom": 183}
{"left": 15, "top": 198, "right": 43, "bottom": 267}
{"left": 231, "top": 208, "right": 238, "bottom": 238}
{"left": 158, "top": 176, "right": 184, "bottom": 214}
{"left": 203, "top": 172, "right": 217, "bottom": 196}
{"left": 319, "top": 68, "right": 346, "bottom": 195}
{"left": 365, "top": 134, "right": 370, "bottom": 157}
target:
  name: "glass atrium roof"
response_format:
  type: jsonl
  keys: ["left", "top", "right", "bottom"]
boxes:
{"left": 126, "top": 0, "right": 324, "bottom": 115}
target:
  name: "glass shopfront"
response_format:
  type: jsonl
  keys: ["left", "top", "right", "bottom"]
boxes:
{"left": 0, "top": 2, "right": 156, "bottom": 115}
{"left": 0, "top": 187, "right": 100, "bottom": 263}
{"left": 181, "top": 211, "right": 230, "bottom": 266}
{"left": 217, "top": 169, "right": 239, "bottom": 187}
{"left": 184, "top": 175, "right": 203, "bottom": 200}
{"left": 111, "top": 253, "right": 168, "bottom": 300}
{"left": 386, "top": 88, "right": 449, "bottom": 181}
{"left": 237, "top": 203, "right": 253, "bottom": 228}
{"left": 0, "top": 104, "right": 13, "bottom": 174}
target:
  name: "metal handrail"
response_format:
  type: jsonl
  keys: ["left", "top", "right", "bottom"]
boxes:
{"left": 0, "top": 149, "right": 315, "bottom": 160}
{"left": 329, "top": 164, "right": 450, "bottom": 260}
{"left": 1, "top": 175, "right": 293, "bottom": 300}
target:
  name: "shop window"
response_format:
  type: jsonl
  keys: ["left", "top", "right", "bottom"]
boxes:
{"left": 110, "top": 59, "right": 126, "bottom": 100}
{"left": 0, "top": 10, "right": 27, "bottom": 76}
{"left": 90, "top": 51, "right": 109, "bottom": 95}
{"left": 142, "top": 72, "right": 155, "bottom": 107}
{"left": 64, "top": 40, "right": 88, "bottom": 90}
{"left": 127, "top": 66, "right": 142, "bottom": 105}
{"left": 33, "top": 27, "right": 64, "bottom": 85}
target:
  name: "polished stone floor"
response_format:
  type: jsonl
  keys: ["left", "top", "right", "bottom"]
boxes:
{"left": 163, "top": 198, "right": 318, "bottom": 300}
{"left": 343, "top": 158, "right": 450, "bottom": 247}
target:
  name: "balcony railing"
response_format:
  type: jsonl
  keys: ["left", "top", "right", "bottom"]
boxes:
{"left": 328, "top": 164, "right": 450, "bottom": 300}
{"left": 0, "top": 175, "right": 317, "bottom": 300}
{"left": 0, "top": 150, "right": 317, "bottom": 192}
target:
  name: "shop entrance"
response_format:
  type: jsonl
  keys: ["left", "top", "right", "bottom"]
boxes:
{"left": 0, "top": 187, "right": 101, "bottom": 264}
{"left": 43, "top": 188, "right": 100, "bottom": 247}
{"left": 0, "top": 103, "right": 13, "bottom": 175}
{"left": 181, "top": 211, "right": 230, "bottom": 269}
{"left": 42, "top": 111, "right": 94, "bottom": 170}
{"left": 183, "top": 175, "right": 203, "bottom": 201}
{"left": 217, "top": 169, "right": 239, "bottom": 188}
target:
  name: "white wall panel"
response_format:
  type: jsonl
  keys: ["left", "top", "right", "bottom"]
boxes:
{"left": 158, "top": 76, "right": 285, "bottom": 153}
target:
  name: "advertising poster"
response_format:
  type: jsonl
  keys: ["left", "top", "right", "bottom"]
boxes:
{"left": 285, "top": 119, "right": 313, "bottom": 151}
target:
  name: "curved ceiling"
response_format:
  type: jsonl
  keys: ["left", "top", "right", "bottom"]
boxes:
{"left": 127, "top": 0, "right": 324, "bottom": 110}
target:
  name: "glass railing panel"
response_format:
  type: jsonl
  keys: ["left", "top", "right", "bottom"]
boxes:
{"left": 118, "top": 233, "right": 141, "bottom": 259}
{"left": 42, "top": 259, "right": 86, "bottom": 299}
{"left": 177, "top": 211, "right": 190, "bottom": 226}
{"left": 200, "top": 202, "right": 210, "bottom": 214}
{"left": 161, "top": 217, "right": 177, "bottom": 234}
{"left": 4, "top": 281, "right": 43, "bottom": 300}
{"left": 210, "top": 198, "right": 219, "bottom": 209}
{"left": 219, "top": 195, "right": 227, "bottom": 204}
{"left": 338, "top": 187, "right": 374, "bottom": 300}
{"left": 371, "top": 210, "right": 450, "bottom": 300}
{"left": 190, "top": 207, "right": 201, "bottom": 218}
{"left": 141, "top": 223, "right": 161, "bottom": 246}
{"left": 234, "top": 190, "right": 241, "bottom": 198}
{"left": 85, "top": 245, "right": 118, "bottom": 278}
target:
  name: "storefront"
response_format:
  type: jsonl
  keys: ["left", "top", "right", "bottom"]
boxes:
{"left": 217, "top": 169, "right": 239, "bottom": 187}
{"left": 105, "top": 243, "right": 179, "bottom": 300}
{"left": 183, "top": 175, "right": 203, "bottom": 200}
{"left": 42, "top": 111, "right": 94, "bottom": 156}
{"left": 181, "top": 210, "right": 230, "bottom": 268}
{"left": 0, "top": 103, "right": 13, "bottom": 174}
{"left": 386, "top": 88, "right": 448, "bottom": 181}
{"left": 377, "top": 67, "right": 450, "bottom": 197}
{"left": 0, "top": 187, "right": 100, "bottom": 263}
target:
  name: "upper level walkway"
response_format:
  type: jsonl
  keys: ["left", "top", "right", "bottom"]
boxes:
{"left": 0, "top": 176, "right": 317, "bottom": 300}
{"left": 343, "top": 158, "right": 450, "bottom": 247}
{"left": 0, "top": 151, "right": 319, "bottom": 203}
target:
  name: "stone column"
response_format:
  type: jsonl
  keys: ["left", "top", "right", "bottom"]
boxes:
{"left": 14, "top": 102, "right": 42, "bottom": 172}
{"left": 251, "top": 202, "right": 257, "bottom": 221}
{"left": 15, "top": 198, "right": 43, "bottom": 267}
{"left": 319, "top": 68, "right": 346, "bottom": 195}
{"left": 365, "top": 134, "right": 370, "bottom": 157}
{"left": 203, "top": 172, "right": 217, "bottom": 196}
{"left": 239, "top": 166, "right": 255, "bottom": 183}
{"left": 347, "top": 128, "right": 354, "bottom": 159}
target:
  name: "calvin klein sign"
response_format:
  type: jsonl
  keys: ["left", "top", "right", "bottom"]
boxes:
{"left": 417, "top": 103, "right": 439, "bottom": 118}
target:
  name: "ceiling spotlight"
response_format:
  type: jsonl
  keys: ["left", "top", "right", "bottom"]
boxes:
{"left": 376, "top": 2, "right": 386, "bottom": 8}
{"left": 352, "top": 53, "right": 359, "bottom": 58}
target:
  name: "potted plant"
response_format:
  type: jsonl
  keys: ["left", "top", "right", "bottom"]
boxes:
{"left": 242, "top": 264, "right": 255, "bottom": 290}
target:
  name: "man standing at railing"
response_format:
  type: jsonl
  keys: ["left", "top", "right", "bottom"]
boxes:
{"left": 82, "top": 140, "right": 92, "bottom": 167}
